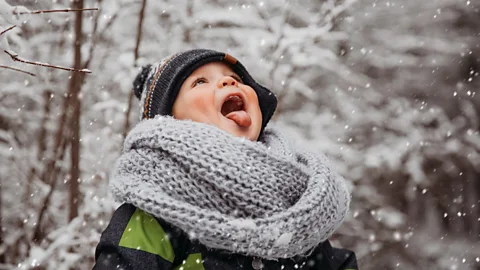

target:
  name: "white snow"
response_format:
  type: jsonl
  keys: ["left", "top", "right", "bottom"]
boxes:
{"left": 273, "top": 232, "right": 293, "bottom": 247}
{"left": 1, "top": 0, "right": 479, "bottom": 269}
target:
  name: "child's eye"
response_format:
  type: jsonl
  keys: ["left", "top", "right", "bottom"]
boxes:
{"left": 192, "top": 77, "right": 207, "bottom": 87}
{"left": 230, "top": 75, "right": 242, "bottom": 83}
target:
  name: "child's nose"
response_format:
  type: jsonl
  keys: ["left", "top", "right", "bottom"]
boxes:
{"left": 217, "top": 76, "right": 238, "bottom": 88}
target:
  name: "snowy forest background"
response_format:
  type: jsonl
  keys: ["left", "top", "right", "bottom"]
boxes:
{"left": 0, "top": 0, "right": 479, "bottom": 269}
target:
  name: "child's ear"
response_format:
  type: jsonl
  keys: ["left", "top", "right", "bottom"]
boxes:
{"left": 133, "top": 64, "right": 152, "bottom": 99}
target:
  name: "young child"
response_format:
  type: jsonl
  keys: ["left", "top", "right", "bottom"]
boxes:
{"left": 93, "top": 49, "right": 358, "bottom": 270}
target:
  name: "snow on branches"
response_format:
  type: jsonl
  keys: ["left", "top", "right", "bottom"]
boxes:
{"left": 0, "top": 0, "right": 96, "bottom": 75}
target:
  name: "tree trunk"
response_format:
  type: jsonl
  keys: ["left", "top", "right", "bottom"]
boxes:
{"left": 0, "top": 175, "right": 4, "bottom": 263}
{"left": 68, "top": 0, "right": 84, "bottom": 221}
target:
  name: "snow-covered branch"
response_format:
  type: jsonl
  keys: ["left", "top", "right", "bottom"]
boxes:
{"left": 0, "top": 25, "right": 15, "bottom": 37}
{"left": 4, "top": 50, "right": 92, "bottom": 73}
{"left": 12, "top": 8, "right": 98, "bottom": 15}
{"left": 0, "top": 65, "right": 35, "bottom": 76}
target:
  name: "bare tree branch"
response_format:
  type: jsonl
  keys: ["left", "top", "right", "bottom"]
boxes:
{"left": 33, "top": 0, "right": 91, "bottom": 237}
{"left": 0, "top": 25, "right": 16, "bottom": 37}
{"left": 272, "top": 66, "right": 298, "bottom": 120}
{"left": 32, "top": 132, "right": 69, "bottom": 243}
{"left": 252, "top": 3, "right": 274, "bottom": 33}
{"left": 91, "top": 1, "right": 141, "bottom": 71}
{"left": 183, "top": 0, "right": 193, "bottom": 43}
{"left": 32, "top": 92, "right": 72, "bottom": 244}
{"left": 13, "top": 8, "right": 98, "bottom": 15}
{"left": 4, "top": 50, "right": 91, "bottom": 73}
{"left": 253, "top": 1, "right": 288, "bottom": 119}
{"left": 133, "top": 0, "right": 147, "bottom": 63}
{"left": 123, "top": 0, "right": 147, "bottom": 139}
{"left": 28, "top": 0, "right": 124, "bottom": 249}
{"left": 96, "top": 2, "right": 139, "bottom": 40}
{"left": 83, "top": 0, "right": 104, "bottom": 69}
{"left": 25, "top": 90, "right": 52, "bottom": 208}
{"left": 0, "top": 65, "right": 35, "bottom": 76}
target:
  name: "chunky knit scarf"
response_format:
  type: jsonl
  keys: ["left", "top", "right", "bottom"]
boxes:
{"left": 110, "top": 116, "right": 350, "bottom": 260}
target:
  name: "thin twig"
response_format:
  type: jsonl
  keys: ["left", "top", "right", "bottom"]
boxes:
{"left": 0, "top": 25, "right": 16, "bottom": 37}
{"left": 24, "top": 90, "right": 52, "bottom": 208}
{"left": 272, "top": 66, "right": 298, "bottom": 120}
{"left": 13, "top": 8, "right": 98, "bottom": 15}
{"left": 4, "top": 50, "right": 91, "bottom": 73}
{"left": 97, "top": 2, "right": 139, "bottom": 38}
{"left": 123, "top": 0, "right": 147, "bottom": 139}
{"left": 253, "top": 3, "right": 274, "bottom": 33}
{"left": 83, "top": 0, "right": 103, "bottom": 69}
{"left": 254, "top": 1, "right": 288, "bottom": 119}
{"left": 0, "top": 65, "right": 35, "bottom": 76}
{"left": 133, "top": 0, "right": 147, "bottom": 64}
{"left": 92, "top": 1, "right": 140, "bottom": 71}
{"left": 32, "top": 134, "right": 69, "bottom": 243}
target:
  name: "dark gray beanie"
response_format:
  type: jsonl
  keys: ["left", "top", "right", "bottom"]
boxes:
{"left": 132, "top": 49, "right": 277, "bottom": 135}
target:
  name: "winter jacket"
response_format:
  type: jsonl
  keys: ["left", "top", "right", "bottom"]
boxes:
{"left": 93, "top": 204, "right": 358, "bottom": 270}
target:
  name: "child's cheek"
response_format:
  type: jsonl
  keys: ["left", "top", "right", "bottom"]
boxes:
{"left": 246, "top": 87, "right": 260, "bottom": 107}
{"left": 189, "top": 91, "right": 215, "bottom": 114}
{"left": 249, "top": 92, "right": 260, "bottom": 106}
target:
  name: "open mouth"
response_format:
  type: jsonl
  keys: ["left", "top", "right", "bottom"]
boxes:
{"left": 221, "top": 95, "right": 244, "bottom": 117}
{"left": 220, "top": 94, "right": 251, "bottom": 127}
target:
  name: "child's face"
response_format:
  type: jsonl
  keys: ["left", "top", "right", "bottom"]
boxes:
{"left": 172, "top": 62, "right": 263, "bottom": 141}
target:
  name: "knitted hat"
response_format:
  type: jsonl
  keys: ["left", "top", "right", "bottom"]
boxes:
{"left": 132, "top": 49, "right": 277, "bottom": 135}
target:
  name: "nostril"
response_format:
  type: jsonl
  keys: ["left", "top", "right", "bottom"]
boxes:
{"left": 223, "top": 82, "right": 227, "bottom": 86}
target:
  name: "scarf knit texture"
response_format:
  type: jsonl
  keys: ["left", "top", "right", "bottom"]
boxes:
{"left": 110, "top": 116, "right": 351, "bottom": 260}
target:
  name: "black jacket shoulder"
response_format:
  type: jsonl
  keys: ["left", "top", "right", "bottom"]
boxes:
{"left": 94, "top": 203, "right": 358, "bottom": 270}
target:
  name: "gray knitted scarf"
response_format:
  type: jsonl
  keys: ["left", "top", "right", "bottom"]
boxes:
{"left": 110, "top": 116, "right": 350, "bottom": 260}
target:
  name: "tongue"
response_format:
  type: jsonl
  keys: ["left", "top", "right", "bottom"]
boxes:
{"left": 225, "top": 110, "right": 251, "bottom": 127}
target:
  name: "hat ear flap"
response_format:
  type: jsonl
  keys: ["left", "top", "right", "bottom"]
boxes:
{"left": 133, "top": 64, "right": 152, "bottom": 99}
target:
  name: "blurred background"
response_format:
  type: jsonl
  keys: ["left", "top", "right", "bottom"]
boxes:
{"left": 0, "top": 0, "right": 479, "bottom": 269}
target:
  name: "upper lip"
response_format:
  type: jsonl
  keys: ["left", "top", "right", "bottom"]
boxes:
{"left": 218, "top": 90, "right": 248, "bottom": 115}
